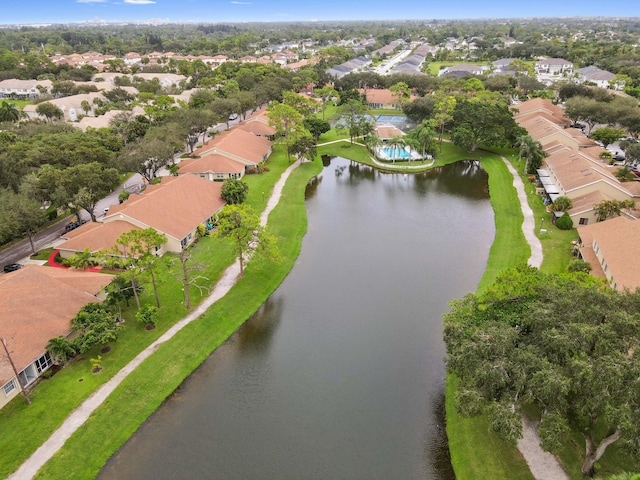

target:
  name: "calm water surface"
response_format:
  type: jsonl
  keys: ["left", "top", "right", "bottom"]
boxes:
{"left": 98, "top": 157, "right": 494, "bottom": 480}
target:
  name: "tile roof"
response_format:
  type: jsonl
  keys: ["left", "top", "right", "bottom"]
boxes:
{"left": 104, "top": 174, "right": 225, "bottom": 241}
{"left": 544, "top": 149, "right": 640, "bottom": 196}
{"left": 178, "top": 155, "right": 245, "bottom": 175}
{"left": 57, "top": 220, "right": 141, "bottom": 255}
{"left": 237, "top": 120, "right": 276, "bottom": 136}
{"left": 577, "top": 216, "right": 640, "bottom": 290}
{"left": 518, "top": 115, "right": 596, "bottom": 149}
{"left": 567, "top": 190, "right": 609, "bottom": 215}
{"left": 375, "top": 125, "right": 405, "bottom": 139}
{"left": 0, "top": 265, "right": 114, "bottom": 384}
{"left": 513, "top": 98, "right": 567, "bottom": 120}
{"left": 194, "top": 129, "right": 272, "bottom": 165}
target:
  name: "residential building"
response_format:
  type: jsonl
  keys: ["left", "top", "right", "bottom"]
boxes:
{"left": 193, "top": 128, "right": 273, "bottom": 170}
{"left": 58, "top": 174, "right": 226, "bottom": 258}
{"left": 359, "top": 88, "right": 415, "bottom": 110}
{"left": 574, "top": 66, "right": 617, "bottom": 89}
{"left": 534, "top": 58, "right": 574, "bottom": 76}
{"left": 438, "top": 64, "right": 485, "bottom": 77}
{"left": 22, "top": 91, "right": 107, "bottom": 121}
{"left": 178, "top": 155, "right": 246, "bottom": 181}
{"left": 577, "top": 216, "right": 640, "bottom": 291}
{"left": 0, "top": 79, "right": 52, "bottom": 99}
{"left": 0, "top": 266, "right": 114, "bottom": 409}
{"left": 326, "top": 56, "right": 372, "bottom": 79}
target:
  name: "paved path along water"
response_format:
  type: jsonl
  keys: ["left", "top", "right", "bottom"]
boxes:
{"left": 501, "top": 156, "right": 569, "bottom": 480}
{"left": 8, "top": 161, "right": 301, "bottom": 480}
{"left": 9, "top": 154, "right": 566, "bottom": 480}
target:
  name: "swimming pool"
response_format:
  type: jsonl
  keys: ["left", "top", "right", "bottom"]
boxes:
{"left": 379, "top": 146, "right": 411, "bottom": 160}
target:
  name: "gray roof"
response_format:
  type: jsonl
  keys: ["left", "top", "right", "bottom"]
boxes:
{"left": 576, "top": 66, "right": 615, "bottom": 81}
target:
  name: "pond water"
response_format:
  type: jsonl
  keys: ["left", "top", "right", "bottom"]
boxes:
{"left": 98, "top": 157, "right": 495, "bottom": 480}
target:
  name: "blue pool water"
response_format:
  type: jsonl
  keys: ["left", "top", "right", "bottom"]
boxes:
{"left": 380, "top": 146, "right": 411, "bottom": 159}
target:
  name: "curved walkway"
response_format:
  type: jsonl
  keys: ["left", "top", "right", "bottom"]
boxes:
{"left": 9, "top": 160, "right": 301, "bottom": 480}
{"left": 500, "top": 156, "right": 568, "bottom": 480}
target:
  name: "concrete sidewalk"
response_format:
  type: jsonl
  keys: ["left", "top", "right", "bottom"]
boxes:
{"left": 8, "top": 161, "right": 301, "bottom": 480}
{"left": 501, "top": 156, "right": 568, "bottom": 480}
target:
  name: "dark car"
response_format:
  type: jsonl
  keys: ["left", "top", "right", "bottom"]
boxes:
{"left": 64, "top": 219, "right": 87, "bottom": 232}
{"left": 3, "top": 263, "right": 23, "bottom": 273}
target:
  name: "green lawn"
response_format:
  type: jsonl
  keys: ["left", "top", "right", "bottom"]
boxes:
{"left": 0, "top": 146, "right": 321, "bottom": 480}
{"left": 4, "top": 99, "right": 32, "bottom": 109}
{"left": 317, "top": 139, "right": 535, "bottom": 479}
{"left": 30, "top": 247, "right": 55, "bottom": 260}
{"left": 34, "top": 150, "right": 323, "bottom": 480}
{"left": 5, "top": 134, "right": 632, "bottom": 479}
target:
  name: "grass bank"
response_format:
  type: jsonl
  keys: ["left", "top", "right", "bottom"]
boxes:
{"left": 446, "top": 150, "right": 534, "bottom": 480}
{"left": 322, "top": 141, "right": 536, "bottom": 478}
{"left": 0, "top": 147, "right": 321, "bottom": 479}
{"left": 35, "top": 156, "right": 322, "bottom": 479}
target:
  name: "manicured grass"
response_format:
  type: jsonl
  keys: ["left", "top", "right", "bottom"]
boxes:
{"left": 445, "top": 149, "right": 534, "bottom": 480}
{"left": 427, "top": 61, "right": 491, "bottom": 76}
{"left": 446, "top": 377, "right": 535, "bottom": 480}
{"left": 30, "top": 247, "right": 55, "bottom": 260}
{"left": 34, "top": 153, "right": 323, "bottom": 480}
{"left": 317, "top": 140, "right": 535, "bottom": 479}
{"left": 5, "top": 99, "right": 32, "bottom": 108}
{"left": 0, "top": 145, "right": 311, "bottom": 479}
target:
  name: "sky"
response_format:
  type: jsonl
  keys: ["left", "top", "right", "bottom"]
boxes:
{"left": 1, "top": 0, "right": 639, "bottom": 25}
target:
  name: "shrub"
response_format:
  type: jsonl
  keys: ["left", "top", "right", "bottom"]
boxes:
{"left": 118, "top": 190, "right": 130, "bottom": 203}
{"left": 556, "top": 212, "right": 573, "bottom": 230}
{"left": 136, "top": 304, "right": 159, "bottom": 326}
{"left": 552, "top": 196, "right": 572, "bottom": 212}
{"left": 599, "top": 151, "right": 612, "bottom": 158}
{"left": 567, "top": 259, "right": 592, "bottom": 273}
{"left": 221, "top": 178, "right": 249, "bottom": 204}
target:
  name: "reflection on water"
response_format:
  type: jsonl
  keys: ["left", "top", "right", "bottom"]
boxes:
{"left": 98, "top": 157, "right": 494, "bottom": 480}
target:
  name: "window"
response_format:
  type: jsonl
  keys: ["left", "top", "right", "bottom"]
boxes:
{"left": 579, "top": 218, "right": 588, "bottom": 225}
{"left": 35, "top": 353, "right": 52, "bottom": 374}
{"left": 18, "top": 364, "right": 37, "bottom": 387}
{"left": 3, "top": 379, "right": 15, "bottom": 396}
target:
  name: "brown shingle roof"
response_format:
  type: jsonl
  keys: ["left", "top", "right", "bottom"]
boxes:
{"left": 0, "top": 265, "right": 114, "bottom": 384}
{"left": 105, "top": 174, "right": 225, "bottom": 241}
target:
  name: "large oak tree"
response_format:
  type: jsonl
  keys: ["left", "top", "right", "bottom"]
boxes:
{"left": 444, "top": 265, "right": 640, "bottom": 476}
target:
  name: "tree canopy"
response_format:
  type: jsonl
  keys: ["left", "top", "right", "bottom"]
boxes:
{"left": 444, "top": 265, "right": 640, "bottom": 476}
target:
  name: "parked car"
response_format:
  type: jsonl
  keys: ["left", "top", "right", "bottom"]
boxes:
{"left": 3, "top": 263, "right": 23, "bottom": 273}
{"left": 64, "top": 218, "right": 87, "bottom": 232}
{"left": 228, "top": 113, "right": 238, "bottom": 121}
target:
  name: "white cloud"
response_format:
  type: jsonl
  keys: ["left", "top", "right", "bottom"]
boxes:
{"left": 231, "top": 1, "right": 252, "bottom": 4}
{"left": 124, "top": 0, "right": 156, "bottom": 4}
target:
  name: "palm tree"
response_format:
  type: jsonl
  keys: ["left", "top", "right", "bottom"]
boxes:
{"left": 0, "top": 101, "right": 23, "bottom": 122}
{"left": 387, "top": 136, "right": 406, "bottom": 164}
{"left": 518, "top": 134, "right": 547, "bottom": 174}
{"left": 69, "top": 248, "right": 94, "bottom": 271}
{"left": 363, "top": 134, "right": 381, "bottom": 157}
{"left": 408, "top": 120, "right": 437, "bottom": 161}
{"left": 46, "top": 336, "right": 76, "bottom": 365}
